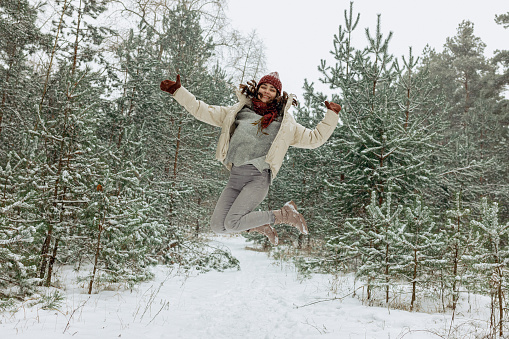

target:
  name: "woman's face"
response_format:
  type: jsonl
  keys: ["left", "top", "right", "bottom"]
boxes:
{"left": 258, "top": 83, "right": 278, "bottom": 103}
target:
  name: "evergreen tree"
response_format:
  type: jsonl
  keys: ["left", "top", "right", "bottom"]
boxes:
{"left": 398, "top": 198, "right": 441, "bottom": 311}
{"left": 0, "top": 153, "right": 39, "bottom": 297}
{"left": 439, "top": 193, "right": 478, "bottom": 313}
{"left": 471, "top": 198, "right": 509, "bottom": 337}
{"left": 0, "top": 0, "right": 48, "bottom": 153}
{"left": 31, "top": 0, "right": 115, "bottom": 286}
{"left": 317, "top": 3, "right": 441, "bottom": 215}
{"left": 421, "top": 21, "right": 508, "bottom": 216}
{"left": 290, "top": 3, "right": 443, "bottom": 285}
{"left": 491, "top": 12, "right": 509, "bottom": 219}
{"left": 326, "top": 191, "right": 403, "bottom": 304}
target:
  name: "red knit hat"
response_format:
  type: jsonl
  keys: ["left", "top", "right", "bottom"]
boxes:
{"left": 258, "top": 72, "right": 282, "bottom": 94}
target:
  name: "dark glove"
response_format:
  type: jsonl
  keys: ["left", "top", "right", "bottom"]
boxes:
{"left": 160, "top": 74, "right": 181, "bottom": 95}
{"left": 325, "top": 101, "right": 341, "bottom": 114}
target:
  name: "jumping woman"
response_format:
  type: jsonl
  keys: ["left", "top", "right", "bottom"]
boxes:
{"left": 160, "top": 72, "right": 341, "bottom": 245}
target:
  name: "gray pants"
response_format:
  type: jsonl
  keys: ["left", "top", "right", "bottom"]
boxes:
{"left": 210, "top": 164, "right": 275, "bottom": 234}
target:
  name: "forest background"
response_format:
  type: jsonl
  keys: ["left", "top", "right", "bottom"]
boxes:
{"left": 1, "top": 0, "right": 508, "bottom": 336}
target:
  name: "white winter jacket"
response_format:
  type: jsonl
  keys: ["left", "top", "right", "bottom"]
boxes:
{"left": 172, "top": 86, "right": 341, "bottom": 180}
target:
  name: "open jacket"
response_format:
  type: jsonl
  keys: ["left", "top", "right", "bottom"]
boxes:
{"left": 172, "top": 86, "right": 341, "bottom": 180}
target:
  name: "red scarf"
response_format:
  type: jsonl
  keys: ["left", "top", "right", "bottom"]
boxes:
{"left": 251, "top": 98, "right": 279, "bottom": 133}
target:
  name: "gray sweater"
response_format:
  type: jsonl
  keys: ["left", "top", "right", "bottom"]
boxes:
{"left": 225, "top": 106, "right": 281, "bottom": 173}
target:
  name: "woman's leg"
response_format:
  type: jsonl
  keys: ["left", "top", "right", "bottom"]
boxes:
{"left": 210, "top": 178, "right": 242, "bottom": 234}
{"left": 223, "top": 166, "right": 274, "bottom": 233}
{"left": 210, "top": 164, "right": 273, "bottom": 234}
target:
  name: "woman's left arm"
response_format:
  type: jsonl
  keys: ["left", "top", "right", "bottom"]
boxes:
{"left": 290, "top": 101, "right": 342, "bottom": 149}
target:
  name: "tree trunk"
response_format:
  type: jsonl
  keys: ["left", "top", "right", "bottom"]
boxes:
{"left": 498, "top": 279, "right": 503, "bottom": 337}
{"left": 169, "top": 120, "right": 183, "bottom": 218}
{"left": 89, "top": 223, "right": 104, "bottom": 295}
{"left": 411, "top": 248, "right": 418, "bottom": 311}
{"left": 195, "top": 197, "right": 201, "bottom": 237}
{"left": 385, "top": 242, "right": 390, "bottom": 304}
{"left": 38, "top": 230, "right": 52, "bottom": 280}
{"left": 452, "top": 220, "right": 460, "bottom": 312}
{"left": 45, "top": 238, "right": 59, "bottom": 287}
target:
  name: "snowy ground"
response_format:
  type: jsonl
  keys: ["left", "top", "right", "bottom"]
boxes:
{"left": 0, "top": 236, "right": 493, "bottom": 338}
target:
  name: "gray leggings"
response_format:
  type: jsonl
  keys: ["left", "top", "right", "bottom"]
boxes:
{"left": 210, "top": 164, "right": 275, "bottom": 234}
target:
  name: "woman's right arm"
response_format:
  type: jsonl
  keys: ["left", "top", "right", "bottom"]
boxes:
{"left": 160, "top": 75, "right": 230, "bottom": 128}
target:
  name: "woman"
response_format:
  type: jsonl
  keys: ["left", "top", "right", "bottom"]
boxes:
{"left": 160, "top": 72, "right": 341, "bottom": 245}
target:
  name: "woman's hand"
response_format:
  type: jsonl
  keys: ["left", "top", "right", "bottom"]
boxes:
{"left": 160, "top": 74, "right": 181, "bottom": 95}
{"left": 325, "top": 101, "right": 341, "bottom": 114}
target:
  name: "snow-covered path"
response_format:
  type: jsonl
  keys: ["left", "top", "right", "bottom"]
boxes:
{"left": 1, "top": 236, "right": 483, "bottom": 338}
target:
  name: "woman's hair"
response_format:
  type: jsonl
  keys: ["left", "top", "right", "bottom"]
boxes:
{"left": 239, "top": 80, "right": 298, "bottom": 114}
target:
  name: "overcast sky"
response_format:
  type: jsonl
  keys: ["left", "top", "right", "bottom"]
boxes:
{"left": 226, "top": 0, "right": 508, "bottom": 100}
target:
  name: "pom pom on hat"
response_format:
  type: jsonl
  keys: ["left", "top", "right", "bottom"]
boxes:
{"left": 258, "top": 72, "right": 282, "bottom": 94}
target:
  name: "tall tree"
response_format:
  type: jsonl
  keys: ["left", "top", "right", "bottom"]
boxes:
{"left": 0, "top": 153, "right": 39, "bottom": 297}
{"left": 471, "top": 198, "right": 509, "bottom": 337}
{"left": 316, "top": 3, "right": 441, "bottom": 214}
{"left": 491, "top": 12, "right": 509, "bottom": 218}
{"left": 0, "top": 0, "right": 48, "bottom": 152}
{"left": 398, "top": 198, "right": 441, "bottom": 311}
{"left": 421, "top": 21, "right": 508, "bottom": 216}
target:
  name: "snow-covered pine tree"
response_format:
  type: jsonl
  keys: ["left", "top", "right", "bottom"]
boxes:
{"left": 470, "top": 198, "right": 509, "bottom": 337}
{"left": 439, "top": 193, "right": 478, "bottom": 313}
{"left": 0, "top": 1, "right": 49, "bottom": 294}
{"left": 295, "top": 3, "right": 443, "bottom": 287}
{"left": 327, "top": 191, "right": 403, "bottom": 305}
{"left": 0, "top": 0, "right": 48, "bottom": 152}
{"left": 363, "top": 191, "right": 403, "bottom": 304}
{"left": 80, "top": 158, "right": 164, "bottom": 293}
{"left": 397, "top": 198, "right": 442, "bottom": 311}
{"left": 316, "top": 3, "right": 440, "bottom": 216}
{"left": 421, "top": 21, "right": 508, "bottom": 217}
{"left": 30, "top": 0, "right": 115, "bottom": 287}
{"left": 0, "top": 153, "right": 39, "bottom": 297}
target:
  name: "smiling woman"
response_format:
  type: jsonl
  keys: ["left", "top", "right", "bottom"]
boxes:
{"left": 160, "top": 71, "right": 342, "bottom": 245}
{"left": 258, "top": 83, "right": 277, "bottom": 102}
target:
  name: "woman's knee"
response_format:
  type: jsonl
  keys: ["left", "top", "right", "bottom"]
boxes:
{"left": 224, "top": 215, "right": 241, "bottom": 232}
{"left": 210, "top": 221, "right": 228, "bottom": 234}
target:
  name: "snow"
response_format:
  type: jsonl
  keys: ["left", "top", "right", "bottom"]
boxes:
{"left": 0, "top": 236, "right": 492, "bottom": 338}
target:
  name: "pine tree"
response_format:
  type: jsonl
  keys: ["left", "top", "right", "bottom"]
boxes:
{"left": 421, "top": 21, "right": 508, "bottom": 216}
{"left": 397, "top": 198, "right": 441, "bottom": 311}
{"left": 327, "top": 191, "right": 403, "bottom": 304}
{"left": 439, "top": 193, "right": 479, "bottom": 314}
{"left": 81, "top": 162, "right": 164, "bottom": 293}
{"left": 0, "top": 153, "right": 39, "bottom": 297}
{"left": 491, "top": 13, "right": 509, "bottom": 219}
{"left": 471, "top": 198, "right": 509, "bottom": 337}
{"left": 0, "top": 0, "right": 48, "bottom": 152}
{"left": 30, "top": 0, "right": 116, "bottom": 286}
{"left": 297, "top": 3, "right": 444, "bottom": 286}
{"left": 317, "top": 3, "right": 441, "bottom": 216}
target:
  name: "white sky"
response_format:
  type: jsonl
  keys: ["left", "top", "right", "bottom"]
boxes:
{"left": 226, "top": 0, "right": 508, "bottom": 100}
